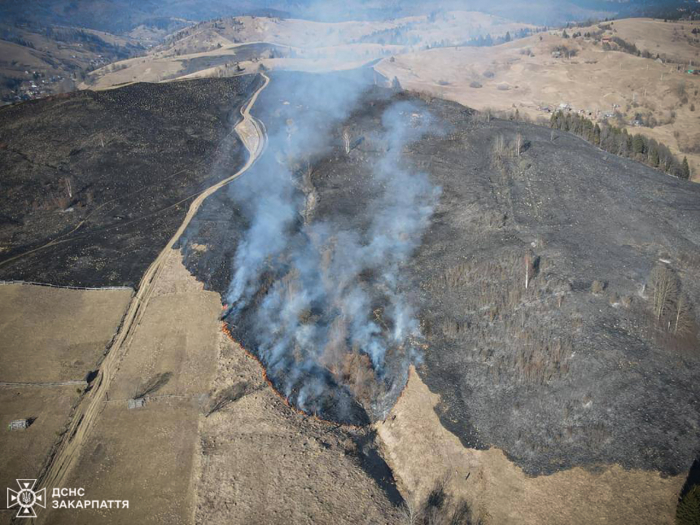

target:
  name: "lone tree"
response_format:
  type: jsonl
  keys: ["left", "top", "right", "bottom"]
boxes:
{"left": 524, "top": 254, "right": 535, "bottom": 289}
{"left": 342, "top": 128, "right": 351, "bottom": 155}
{"left": 515, "top": 133, "right": 523, "bottom": 157}
{"left": 682, "top": 157, "right": 691, "bottom": 180}
{"left": 650, "top": 265, "right": 677, "bottom": 323}
{"left": 673, "top": 294, "right": 694, "bottom": 336}
{"left": 207, "top": 383, "right": 249, "bottom": 417}
{"left": 649, "top": 146, "right": 660, "bottom": 167}
{"left": 677, "top": 485, "right": 700, "bottom": 525}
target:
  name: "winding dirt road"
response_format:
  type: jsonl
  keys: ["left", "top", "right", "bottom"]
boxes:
{"left": 35, "top": 72, "right": 270, "bottom": 510}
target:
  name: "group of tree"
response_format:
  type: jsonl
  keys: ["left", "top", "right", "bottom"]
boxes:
{"left": 550, "top": 111, "right": 691, "bottom": 180}
{"left": 609, "top": 36, "right": 640, "bottom": 55}
{"left": 462, "top": 27, "right": 536, "bottom": 48}
{"left": 355, "top": 24, "right": 421, "bottom": 46}
{"left": 552, "top": 44, "right": 577, "bottom": 57}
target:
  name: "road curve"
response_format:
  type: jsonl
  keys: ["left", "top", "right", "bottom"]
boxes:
{"left": 0, "top": 74, "right": 268, "bottom": 271}
{"left": 35, "top": 72, "right": 270, "bottom": 512}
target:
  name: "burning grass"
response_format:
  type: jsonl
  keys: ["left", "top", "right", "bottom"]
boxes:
{"left": 220, "top": 320, "right": 366, "bottom": 429}
{"left": 218, "top": 96, "right": 439, "bottom": 425}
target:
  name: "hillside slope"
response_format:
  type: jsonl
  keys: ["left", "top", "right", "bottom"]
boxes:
{"left": 0, "top": 75, "right": 261, "bottom": 287}
{"left": 376, "top": 18, "right": 700, "bottom": 181}
{"left": 180, "top": 70, "right": 700, "bottom": 498}
{"left": 1, "top": 70, "right": 698, "bottom": 523}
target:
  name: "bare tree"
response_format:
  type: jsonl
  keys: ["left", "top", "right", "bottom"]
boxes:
{"left": 400, "top": 500, "right": 420, "bottom": 525}
{"left": 493, "top": 135, "right": 505, "bottom": 156}
{"left": 525, "top": 255, "right": 534, "bottom": 289}
{"left": 134, "top": 371, "right": 172, "bottom": 399}
{"left": 515, "top": 133, "right": 523, "bottom": 157}
{"left": 404, "top": 476, "right": 480, "bottom": 525}
{"left": 63, "top": 177, "right": 73, "bottom": 198}
{"left": 649, "top": 265, "right": 680, "bottom": 324}
{"left": 673, "top": 294, "right": 694, "bottom": 335}
{"left": 342, "top": 128, "right": 351, "bottom": 155}
{"left": 206, "top": 382, "right": 249, "bottom": 417}
{"left": 675, "top": 80, "right": 687, "bottom": 99}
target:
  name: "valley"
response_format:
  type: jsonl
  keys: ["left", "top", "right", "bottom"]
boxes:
{"left": 1, "top": 3, "right": 700, "bottom": 524}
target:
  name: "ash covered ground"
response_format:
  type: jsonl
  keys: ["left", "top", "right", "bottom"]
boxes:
{"left": 0, "top": 75, "right": 260, "bottom": 287}
{"left": 2, "top": 66, "right": 696, "bottom": 482}
{"left": 181, "top": 69, "right": 700, "bottom": 477}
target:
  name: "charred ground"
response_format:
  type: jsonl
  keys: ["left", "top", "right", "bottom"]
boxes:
{"left": 0, "top": 74, "right": 260, "bottom": 287}
{"left": 2, "top": 68, "right": 698, "bottom": 486}
{"left": 180, "top": 70, "right": 700, "bottom": 477}
{"left": 399, "top": 101, "right": 700, "bottom": 476}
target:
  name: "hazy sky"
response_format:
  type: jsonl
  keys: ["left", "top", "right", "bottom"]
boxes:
{"left": 1, "top": 0, "right": 688, "bottom": 33}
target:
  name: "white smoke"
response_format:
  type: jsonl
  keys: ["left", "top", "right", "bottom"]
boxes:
{"left": 224, "top": 73, "right": 440, "bottom": 422}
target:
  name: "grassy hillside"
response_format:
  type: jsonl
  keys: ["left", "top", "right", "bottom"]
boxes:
{"left": 377, "top": 18, "right": 700, "bottom": 181}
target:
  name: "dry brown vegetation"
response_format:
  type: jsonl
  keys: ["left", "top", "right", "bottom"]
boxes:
{"left": 591, "top": 280, "right": 605, "bottom": 294}
{"left": 377, "top": 18, "right": 700, "bottom": 181}
{"left": 377, "top": 368, "right": 685, "bottom": 525}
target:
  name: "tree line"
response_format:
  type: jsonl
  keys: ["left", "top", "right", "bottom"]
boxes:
{"left": 550, "top": 111, "right": 691, "bottom": 180}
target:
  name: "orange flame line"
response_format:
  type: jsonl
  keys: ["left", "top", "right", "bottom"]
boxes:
{"left": 220, "top": 321, "right": 363, "bottom": 429}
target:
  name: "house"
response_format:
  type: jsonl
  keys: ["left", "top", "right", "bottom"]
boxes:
{"left": 8, "top": 419, "right": 29, "bottom": 430}
{"left": 127, "top": 397, "right": 146, "bottom": 409}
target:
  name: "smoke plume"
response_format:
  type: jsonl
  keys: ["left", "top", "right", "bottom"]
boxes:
{"left": 224, "top": 71, "right": 440, "bottom": 423}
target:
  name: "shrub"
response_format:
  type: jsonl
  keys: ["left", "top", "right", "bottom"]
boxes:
{"left": 469, "top": 81, "right": 482, "bottom": 88}
{"left": 591, "top": 280, "right": 605, "bottom": 294}
{"left": 401, "top": 478, "right": 482, "bottom": 525}
{"left": 649, "top": 265, "right": 679, "bottom": 324}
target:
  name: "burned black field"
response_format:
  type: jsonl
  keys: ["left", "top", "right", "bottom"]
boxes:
{"left": 2, "top": 69, "right": 698, "bottom": 483}
{"left": 0, "top": 75, "right": 260, "bottom": 287}
{"left": 181, "top": 70, "right": 700, "bottom": 477}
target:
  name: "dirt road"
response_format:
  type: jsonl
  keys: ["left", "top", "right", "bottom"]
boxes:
{"left": 35, "top": 73, "right": 270, "bottom": 512}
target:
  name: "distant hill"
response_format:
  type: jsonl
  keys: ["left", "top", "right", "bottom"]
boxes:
{"left": 2, "top": 0, "right": 698, "bottom": 35}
